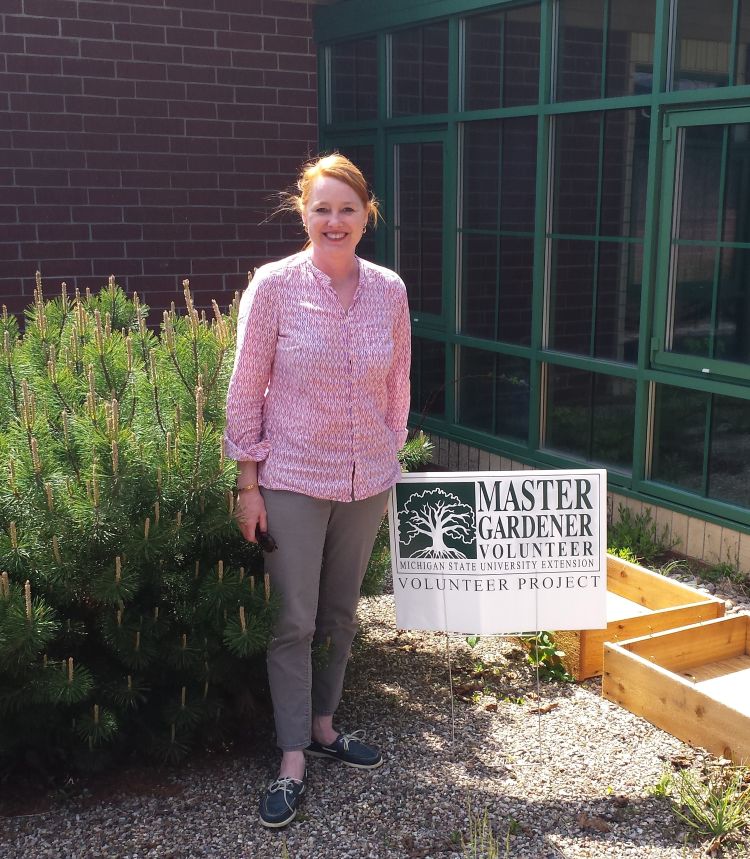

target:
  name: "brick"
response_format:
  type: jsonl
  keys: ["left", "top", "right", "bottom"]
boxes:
{"left": 137, "top": 152, "right": 187, "bottom": 171}
{"left": 235, "top": 85, "right": 277, "bottom": 104}
{"left": 233, "top": 121, "right": 280, "bottom": 139}
{"left": 166, "top": 27, "right": 216, "bottom": 47}
{"left": 134, "top": 80, "right": 186, "bottom": 100}
{"left": 18, "top": 205, "right": 72, "bottom": 223}
{"left": 69, "top": 170, "right": 122, "bottom": 188}
{"left": 15, "top": 168, "right": 70, "bottom": 187}
{"left": 27, "top": 73, "right": 81, "bottom": 94}
{"left": 89, "top": 257, "right": 142, "bottom": 276}
{"left": 22, "top": 0, "right": 76, "bottom": 16}
{"left": 187, "top": 188, "right": 235, "bottom": 206}
{"left": 84, "top": 77, "right": 136, "bottom": 98}
{"left": 263, "top": 104, "right": 309, "bottom": 123}
{"left": 231, "top": 49, "right": 277, "bottom": 70}
{"left": 5, "top": 15, "right": 60, "bottom": 35}
{"left": 0, "top": 150, "right": 32, "bottom": 167}
{"left": 3, "top": 187, "right": 35, "bottom": 204}
{"left": 61, "top": 19, "right": 113, "bottom": 40}
{"left": 121, "top": 170, "right": 171, "bottom": 188}
{"left": 133, "top": 116, "right": 184, "bottom": 135}
{"left": 185, "top": 47, "right": 231, "bottom": 67}
{"left": 11, "top": 90, "right": 67, "bottom": 112}
{"left": 263, "top": 34, "right": 310, "bottom": 54}
{"left": 63, "top": 58, "right": 115, "bottom": 78}
{"left": 190, "top": 257, "right": 234, "bottom": 275}
{"left": 124, "top": 207, "right": 173, "bottom": 223}
{"left": 276, "top": 16, "right": 314, "bottom": 37}
{"left": 277, "top": 87, "right": 315, "bottom": 107}
{"left": 82, "top": 39, "right": 133, "bottom": 61}
{"left": 187, "top": 154, "right": 234, "bottom": 171}
{"left": 174, "top": 240, "right": 221, "bottom": 257}
{"left": 78, "top": 2, "right": 131, "bottom": 23}
{"left": 128, "top": 241, "right": 177, "bottom": 258}
{"left": 114, "top": 23, "right": 167, "bottom": 44}
{"left": 72, "top": 206, "right": 124, "bottom": 222}
{"left": 88, "top": 188, "right": 139, "bottom": 205}
{"left": 138, "top": 188, "right": 189, "bottom": 206}
{"left": 0, "top": 72, "right": 28, "bottom": 93}
{"left": 0, "top": 34, "right": 25, "bottom": 53}
{"left": 228, "top": 13, "right": 277, "bottom": 34}
{"left": 262, "top": 0, "right": 309, "bottom": 19}
{"left": 0, "top": 225, "right": 37, "bottom": 241}
{"left": 168, "top": 100, "right": 217, "bottom": 119}
{"left": 262, "top": 69, "right": 309, "bottom": 88}
{"left": 171, "top": 206, "right": 222, "bottom": 223}
{"left": 185, "top": 119, "right": 231, "bottom": 136}
{"left": 32, "top": 149, "right": 86, "bottom": 168}
{"left": 182, "top": 10, "right": 231, "bottom": 29}
{"left": 132, "top": 224, "right": 184, "bottom": 240}
{"left": 130, "top": 7, "right": 182, "bottom": 26}
{"left": 118, "top": 98, "right": 170, "bottom": 117}
{"left": 134, "top": 43, "right": 183, "bottom": 64}
{"left": 25, "top": 37, "right": 80, "bottom": 57}
{"left": 13, "top": 130, "right": 67, "bottom": 150}
{"left": 73, "top": 241, "right": 125, "bottom": 258}
{"left": 65, "top": 95, "right": 119, "bottom": 115}
{"left": 84, "top": 115, "right": 135, "bottom": 134}
{"left": 166, "top": 64, "right": 218, "bottom": 84}
{"left": 91, "top": 223, "right": 142, "bottom": 240}
{"left": 8, "top": 54, "right": 62, "bottom": 74}
{"left": 282, "top": 52, "right": 316, "bottom": 73}
{"left": 117, "top": 62, "right": 168, "bottom": 81}
{"left": 216, "top": 31, "right": 262, "bottom": 51}
{"left": 171, "top": 172, "right": 218, "bottom": 189}
{"left": 30, "top": 113, "right": 83, "bottom": 131}
{"left": 184, "top": 83, "right": 234, "bottom": 102}
{"left": 169, "top": 136, "right": 219, "bottom": 154}
{"left": 20, "top": 241, "right": 75, "bottom": 259}
{"left": 0, "top": 112, "right": 28, "bottom": 131}
{"left": 191, "top": 224, "right": 234, "bottom": 240}
{"left": 120, "top": 134, "right": 171, "bottom": 153}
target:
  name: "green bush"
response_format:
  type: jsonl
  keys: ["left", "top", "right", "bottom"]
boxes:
{"left": 608, "top": 504, "right": 674, "bottom": 566}
{"left": 0, "top": 276, "right": 275, "bottom": 773}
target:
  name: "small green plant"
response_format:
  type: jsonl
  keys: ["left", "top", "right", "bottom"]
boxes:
{"left": 466, "top": 635, "right": 480, "bottom": 649}
{"left": 672, "top": 766, "right": 750, "bottom": 850}
{"left": 462, "top": 804, "right": 508, "bottom": 859}
{"left": 520, "top": 631, "right": 574, "bottom": 682}
{"left": 702, "top": 560, "right": 747, "bottom": 587}
{"left": 648, "top": 769, "right": 674, "bottom": 798}
{"left": 655, "top": 558, "right": 690, "bottom": 578}
{"left": 608, "top": 504, "right": 673, "bottom": 566}
{"left": 608, "top": 546, "right": 640, "bottom": 564}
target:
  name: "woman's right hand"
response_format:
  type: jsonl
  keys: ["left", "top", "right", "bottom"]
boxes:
{"left": 235, "top": 489, "right": 267, "bottom": 543}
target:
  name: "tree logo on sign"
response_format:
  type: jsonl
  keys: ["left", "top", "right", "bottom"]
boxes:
{"left": 399, "top": 487, "right": 476, "bottom": 559}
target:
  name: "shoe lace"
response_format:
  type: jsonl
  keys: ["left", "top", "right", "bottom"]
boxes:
{"left": 267, "top": 777, "right": 302, "bottom": 811}
{"left": 338, "top": 729, "right": 366, "bottom": 750}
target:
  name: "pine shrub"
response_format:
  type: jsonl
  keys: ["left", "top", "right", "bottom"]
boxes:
{"left": 0, "top": 275, "right": 274, "bottom": 773}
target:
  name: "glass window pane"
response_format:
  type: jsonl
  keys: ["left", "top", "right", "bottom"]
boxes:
{"left": 458, "top": 346, "right": 530, "bottom": 442}
{"left": 673, "top": 0, "right": 733, "bottom": 90}
{"left": 549, "top": 239, "right": 596, "bottom": 353}
{"left": 411, "top": 337, "right": 445, "bottom": 419}
{"left": 709, "top": 394, "right": 750, "bottom": 506}
{"left": 330, "top": 38, "right": 378, "bottom": 123}
{"left": 463, "top": 117, "right": 537, "bottom": 232}
{"left": 606, "top": 0, "right": 657, "bottom": 97}
{"left": 545, "top": 366, "right": 636, "bottom": 471}
{"left": 464, "top": 4, "right": 540, "bottom": 111}
{"left": 553, "top": 112, "right": 601, "bottom": 235}
{"left": 677, "top": 125, "right": 724, "bottom": 242}
{"left": 671, "top": 244, "right": 717, "bottom": 357}
{"left": 595, "top": 241, "right": 643, "bottom": 362}
{"left": 395, "top": 141, "right": 443, "bottom": 316}
{"left": 392, "top": 22, "right": 449, "bottom": 116}
{"left": 722, "top": 123, "right": 750, "bottom": 243}
{"left": 652, "top": 384, "right": 706, "bottom": 492}
{"left": 738, "top": 0, "right": 750, "bottom": 85}
{"left": 557, "top": 0, "right": 605, "bottom": 102}
{"left": 460, "top": 234, "right": 534, "bottom": 345}
{"left": 554, "top": 110, "right": 648, "bottom": 238}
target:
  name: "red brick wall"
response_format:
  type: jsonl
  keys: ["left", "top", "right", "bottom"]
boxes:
{"left": 0, "top": 0, "right": 319, "bottom": 320}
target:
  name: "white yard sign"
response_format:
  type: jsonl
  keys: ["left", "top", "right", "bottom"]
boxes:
{"left": 388, "top": 470, "right": 608, "bottom": 634}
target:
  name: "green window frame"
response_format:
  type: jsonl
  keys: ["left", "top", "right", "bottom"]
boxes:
{"left": 315, "top": 0, "right": 750, "bottom": 532}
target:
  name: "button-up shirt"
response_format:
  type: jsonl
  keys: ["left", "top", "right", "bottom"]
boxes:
{"left": 224, "top": 251, "right": 411, "bottom": 502}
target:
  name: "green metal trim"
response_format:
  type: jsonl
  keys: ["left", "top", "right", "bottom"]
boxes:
{"left": 314, "top": 0, "right": 534, "bottom": 43}
{"left": 646, "top": 367, "right": 750, "bottom": 399}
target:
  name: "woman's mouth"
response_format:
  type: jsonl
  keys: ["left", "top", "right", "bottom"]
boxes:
{"left": 325, "top": 232, "right": 347, "bottom": 241}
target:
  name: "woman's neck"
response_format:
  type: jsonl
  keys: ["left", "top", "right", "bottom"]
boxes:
{"left": 309, "top": 249, "right": 358, "bottom": 282}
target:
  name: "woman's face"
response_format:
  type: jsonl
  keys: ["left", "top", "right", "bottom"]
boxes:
{"left": 303, "top": 175, "right": 369, "bottom": 260}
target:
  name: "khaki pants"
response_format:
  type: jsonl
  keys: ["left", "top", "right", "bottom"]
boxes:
{"left": 261, "top": 487, "right": 389, "bottom": 751}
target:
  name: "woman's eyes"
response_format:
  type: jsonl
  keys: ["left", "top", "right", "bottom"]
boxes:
{"left": 313, "top": 207, "right": 356, "bottom": 214}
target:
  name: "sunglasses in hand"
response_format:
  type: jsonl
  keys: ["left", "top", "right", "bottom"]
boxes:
{"left": 255, "top": 523, "right": 277, "bottom": 553}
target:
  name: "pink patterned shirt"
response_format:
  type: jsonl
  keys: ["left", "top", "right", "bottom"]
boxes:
{"left": 224, "top": 251, "right": 411, "bottom": 502}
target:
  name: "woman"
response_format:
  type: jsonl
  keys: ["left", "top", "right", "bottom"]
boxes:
{"left": 224, "top": 154, "right": 411, "bottom": 828}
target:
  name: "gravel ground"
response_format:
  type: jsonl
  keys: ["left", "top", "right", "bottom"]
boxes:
{"left": 2, "top": 579, "right": 749, "bottom": 859}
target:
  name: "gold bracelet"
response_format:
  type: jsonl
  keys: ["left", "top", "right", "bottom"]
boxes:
{"left": 237, "top": 482, "right": 258, "bottom": 493}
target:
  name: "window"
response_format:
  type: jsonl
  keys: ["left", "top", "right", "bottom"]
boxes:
{"left": 391, "top": 22, "right": 449, "bottom": 116}
{"left": 460, "top": 117, "right": 537, "bottom": 344}
{"left": 549, "top": 109, "right": 648, "bottom": 362}
{"left": 463, "top": 5, "right": 541, "bottom": 110}
{"left": 673, "top": 0, "right": 749, "bottom": 89}
{"left": 330, "top": 37, "right": 378, "bottom": 122}
{"left": 411, "top": 337, "right": 445, "bottom": 420}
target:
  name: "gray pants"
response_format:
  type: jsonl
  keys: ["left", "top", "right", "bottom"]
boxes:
{"left": 261, "top": 487, "right": 389, "bottom": 751}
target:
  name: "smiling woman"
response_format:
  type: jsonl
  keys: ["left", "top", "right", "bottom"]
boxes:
{"left": 223, "top": 153, "right": 411, "bottom": 829}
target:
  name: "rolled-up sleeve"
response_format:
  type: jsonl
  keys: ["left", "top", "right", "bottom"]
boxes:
{"left": 223, "top": 273, "right": 279, "bottom": 462}
{"left": 385, "top": 284, "right": 411, "bottom": 450}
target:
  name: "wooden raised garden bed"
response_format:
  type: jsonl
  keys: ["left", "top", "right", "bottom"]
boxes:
{"left": 554, "top": 554, "right": 726, "bottom": 681}
{"left": 602, "top": 614, "right": 750, "bottom": 763}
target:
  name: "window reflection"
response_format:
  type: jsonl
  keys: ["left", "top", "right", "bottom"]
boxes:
{"left": 330, "top": 38, "right": 378, "bottom": 123}
{"left": 411, "top": 338, "right": 445, "bottom": 419}
{"left": 392, "top": 22, "right": 449, "bottom": 116}
{"left": 459, "top": 347, "right": 530, "bottom": 442}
